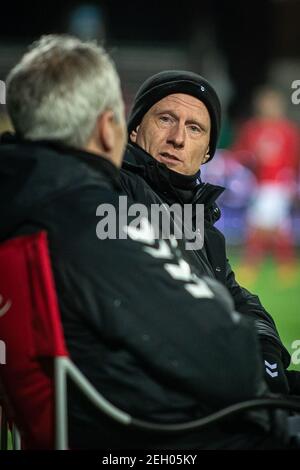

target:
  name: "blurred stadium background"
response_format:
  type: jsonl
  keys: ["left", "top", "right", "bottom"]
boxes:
{"left": 0, "top": 0, "right": 299, "bottom": 368}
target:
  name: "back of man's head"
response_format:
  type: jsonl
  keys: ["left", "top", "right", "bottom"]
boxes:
{"left": 6, "top": 35, "right": 124, "bottom": 149}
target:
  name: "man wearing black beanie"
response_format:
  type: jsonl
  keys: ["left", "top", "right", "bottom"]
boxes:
{"left": 127, "top": 70, "right": 221, "bottom": 163}
{"left": 121, "top": 70, "right": 299, "bottom": 398}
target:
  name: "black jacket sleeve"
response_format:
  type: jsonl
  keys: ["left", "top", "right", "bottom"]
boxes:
{"left": 224, "top": 258, "right": 294, "bottom": 395}
{"left": 225, "top": 259, "right": 290, "bottom": 367}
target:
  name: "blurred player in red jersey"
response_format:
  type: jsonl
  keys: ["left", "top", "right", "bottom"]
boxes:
{"left": 233, "top": 86, "right": 300, "bottom": 283}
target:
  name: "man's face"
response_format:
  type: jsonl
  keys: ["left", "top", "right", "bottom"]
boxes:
{"left": 131, "top": 93, "right": 211, "bottom": 175}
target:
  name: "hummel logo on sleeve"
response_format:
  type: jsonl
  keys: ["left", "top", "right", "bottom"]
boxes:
{"left": 264, "top": 360, "right": 278, "bottom": 378}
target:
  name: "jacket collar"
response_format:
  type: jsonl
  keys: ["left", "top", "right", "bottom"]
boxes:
{"left": 0, "top": 132, "right": 121, "bottom": 190}
{"left": 123, "top": 142, "right": 225, "bottom": 208}
{"left": 0, "top": 133, "right": 123, "bottom": 240}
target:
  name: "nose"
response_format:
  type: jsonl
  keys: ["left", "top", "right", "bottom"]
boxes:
{"left": 167, "top": 123, "right": 185, "bottom": 148}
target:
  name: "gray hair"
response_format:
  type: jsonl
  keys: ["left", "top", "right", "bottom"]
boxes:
{"left": 6, "top": 35, "right": 124, "bottom": 147}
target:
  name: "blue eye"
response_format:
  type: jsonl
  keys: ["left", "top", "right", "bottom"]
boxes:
{"left": 189, "top": 125, "right": 201, "bottom": 133}
{"left": 159, "top": 115, "right": 171, "bottom": 122}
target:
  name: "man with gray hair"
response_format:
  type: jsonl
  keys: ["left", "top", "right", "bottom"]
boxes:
{"left": 0, "top": 35, "right": 296, "bottom": 449}
{"left": 6, "top": 34, "right": 125, "bottom": 155}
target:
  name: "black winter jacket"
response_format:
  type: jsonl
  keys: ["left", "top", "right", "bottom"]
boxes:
{"left": 0, "top": 134, "right": 278, "bottom": 448}
{"left": 121, "top": 143, "right": 292, "bottom": 393}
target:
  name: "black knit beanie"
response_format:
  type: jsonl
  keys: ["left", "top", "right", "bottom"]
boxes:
{"left": 128, "top": 70, "right": 221, "bottom": 162}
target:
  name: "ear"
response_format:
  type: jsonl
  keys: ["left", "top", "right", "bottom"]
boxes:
{"left": 130, "top": 126, "right": 139, "bottom": 143}
{"left": 203, "top": 146, "right": 210, "bottom": 163}
{"left": 97, "top": 110, "right": 115, "bottom": 152}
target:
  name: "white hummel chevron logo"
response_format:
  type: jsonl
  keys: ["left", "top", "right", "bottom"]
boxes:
{"left": 185, "top": 279, "right": 214, "bottom": 299}
{"left": 126, "top": 218, "right": 214, "bottom": 300}
{"left": 164, "top": 259, "right": 192, "bottom": 282}
{"left": 266, "top": 369, "right": 278, "bottom": 378}
{"left": 144, "top": 240, "right": 173, "bottom": 259}
{"left": 123, "top": 218, "right": 156, "bottom": 245}
{"left": 264, "top": 360, "right": 278, "bottom": 370}
{"left": 165, "top": 261, "right": 214, "bottom": 299}
{"left": 264, "top": 360, "right": 278, "bottom": 378}
{"left": 0, "top": 294, "right": 11, "bottom": 317}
